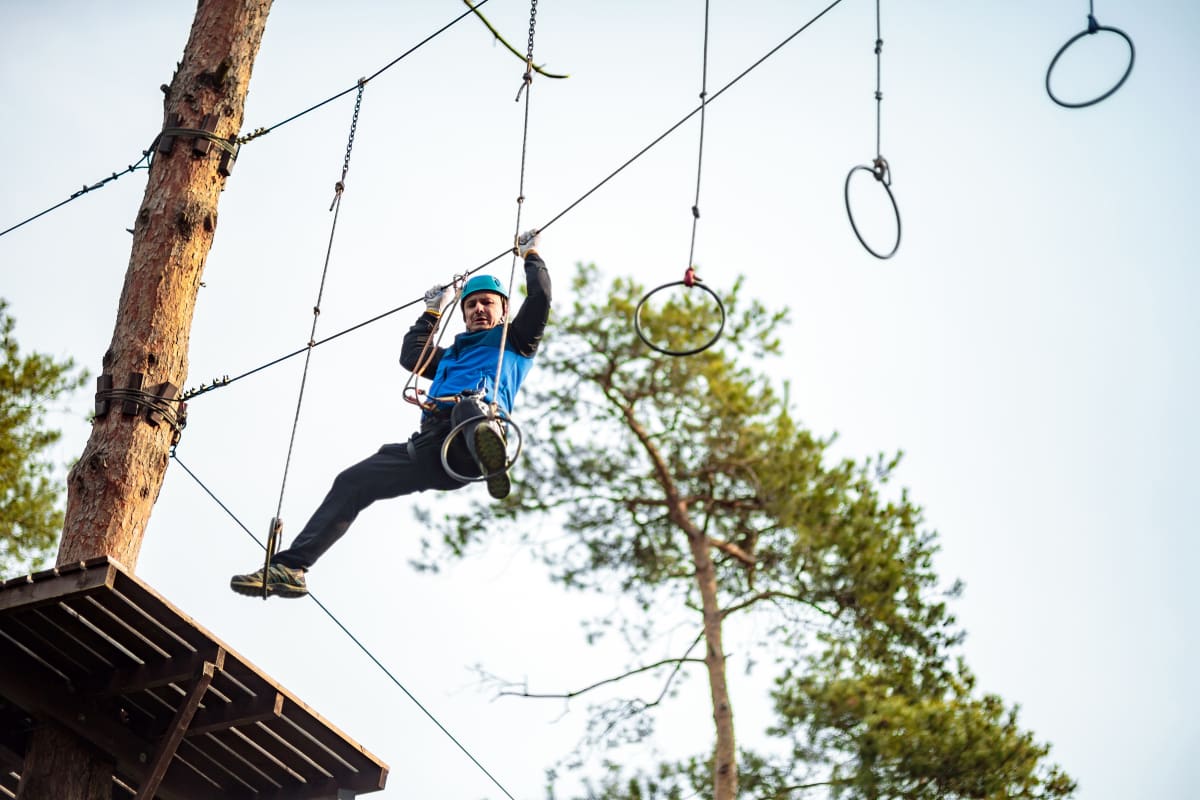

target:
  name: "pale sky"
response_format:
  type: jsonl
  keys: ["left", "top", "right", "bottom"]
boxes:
{"left": 2, "top": 1, "right": 1197, "bottom": 799}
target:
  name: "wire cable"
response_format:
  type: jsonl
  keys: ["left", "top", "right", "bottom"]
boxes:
{"left": 536, "top": 0, "right": 848, "bottom": 235}
{"left": 492, "top": 0, "right": 540, "bottom": 417}
{"left": 0, "top": 0, "right": 493, "bottom": 241}
{"left": 183, "top": 0, "right": 850, "bottom": 400}
{"left": 687, "top": 0, "right": 712, "bottom": 272}
{"left": 169, "top": 449, "right": 518, "bottom": 800}
{"left": 272, "top": 83, "right": 365, "bottom": 527}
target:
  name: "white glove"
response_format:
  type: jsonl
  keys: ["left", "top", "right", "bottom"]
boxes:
{"left": 517, "top": 229, "right": 540, "bottom": 258}
{"left": 424, "top": 283, "right": 453, "bottom": 314}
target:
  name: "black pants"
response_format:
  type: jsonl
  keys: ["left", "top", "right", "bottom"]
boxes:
{"left": 272, "top": 397, "right": 494, "bottom": 570}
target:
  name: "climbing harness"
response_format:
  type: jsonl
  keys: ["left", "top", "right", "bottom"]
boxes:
{"left": 844, "top": 0, "right": 901, "bottom": 260}
{"left": 259, "top": 81, "right": 367, "bottom": 589}
{"left": 434, "top": 0, "right": 542, "bottom": 484}
{"left": 632, "top": 0, "right": 726, "bottom": 357}
{"left": 439, "top": 406, "right": 525, "bottom": 485}
{"left": 1045, "top": 0, "right": 1134, "bottom": 108}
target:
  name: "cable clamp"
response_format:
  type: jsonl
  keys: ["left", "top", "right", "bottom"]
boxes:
{"left": 157, "top": 114, "right": 240, "bottom": 176}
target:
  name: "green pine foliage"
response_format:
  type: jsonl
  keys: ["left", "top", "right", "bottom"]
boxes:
{"left": 420, "top": 264, "right": 1074, "bottom": 799}
{"left": 0, "top": 300, "right": 88, "bottom": 575}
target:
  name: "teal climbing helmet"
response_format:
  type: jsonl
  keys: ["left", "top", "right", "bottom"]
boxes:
{"left": 460, "top": 274, "right": 508, "bottom": 309}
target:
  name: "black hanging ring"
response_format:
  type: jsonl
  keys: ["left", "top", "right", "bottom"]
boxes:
{"left": 844, "top": 163, "right": 901, "bottom": 260}
{"left": 634, "top": 270, "right": 726, "bottom": 357}
{"left": 1045, "top": 18, "right": 1135, "bottom": 109}
{"left": 439, "top": 411, "right": 524, "bottom": 485}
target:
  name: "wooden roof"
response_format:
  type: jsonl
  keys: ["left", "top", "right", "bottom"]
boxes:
{"left": 0, "top": 557, "right": 388, "bottom": 799}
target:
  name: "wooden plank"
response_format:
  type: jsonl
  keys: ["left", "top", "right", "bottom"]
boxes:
{"left": 232, "top": 720, "right": 332, "bottom": 783}
{"left": 107, "top": 570, "right": 222, "bottom": 652}
{"left": 277, "top": 696, "right": 389, "bottom": 778}
{"left": 172, "top": 734, "right": 264, "bottom": 797}
{"left": 83, "top": 591, "right": 193, "bottom": 658}
{"left": 0, "top": 612, "right": 107, "bottom": 683}
{"left": 136, "top": 661, "right": 216, "bottom": 800}
{"left": 202, "top": 726, "right": 299, "bottom": 788}
{"left": 0, "top": 638, "right": 227, "bottom": 800}
{"left": 0, "top": 560, "right": 116, "bottom": 612}
{"left": 27, "top": 603, "right": 143, "bottom": 671}
{"left": 183, "top": 729, "right": 287, "bottom": 793}
{"left": 89, "top": 642, "right": 224, "bottom": 696}
{"left": 1, "top": 559, "right": 387, "bottom": 796}
{"left": 56, "top": 596, "right": 165, "bottom": 665}
{"left": 188, "top": 690, "right": 283, "bottom": 736}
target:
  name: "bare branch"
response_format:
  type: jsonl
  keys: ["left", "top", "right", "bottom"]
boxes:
{"left": 462, "top": 0, "right": 570, "bottom": 78}
{"left": 720, "top": 589, "right": 838, "bottom": 621}
{"left": 496, "top": 654, "right": 705, "bottom": 700}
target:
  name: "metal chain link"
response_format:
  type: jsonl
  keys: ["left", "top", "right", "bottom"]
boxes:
{"left": 341, "top": 80, "right": 366, "bottom": 182}
{"left": 525, "top": 0, "right": 538, "bottom": 61}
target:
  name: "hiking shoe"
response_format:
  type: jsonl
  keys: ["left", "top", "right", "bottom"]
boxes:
{"left": 230, "top": 563, "right": 308, "bottom": 598}
{"left": 473, "top": 421, "right": 511, "bottom": 500}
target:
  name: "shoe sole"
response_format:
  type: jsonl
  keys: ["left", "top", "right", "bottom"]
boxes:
{"left": 229, "top": 577, "right": 308, "bottom": 599}
{"left": 474, "top": 423, "right": 511, "bottom": 500}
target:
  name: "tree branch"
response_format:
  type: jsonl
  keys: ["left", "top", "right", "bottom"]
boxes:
{"left": 709, "top": 535, "right": 756, "bottom": 567}
{"left": 721, "top": 589, "right": 838, "bottom": 621}
{"left": 493, "top": 654, "right": 705, "bottom": 700}
{"left": 462, "top": 0, "right": 569, "bottom": 79}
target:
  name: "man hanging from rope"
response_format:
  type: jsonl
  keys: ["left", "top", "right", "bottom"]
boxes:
{"left": 230, "top": 231, "right": 549, "bottom": 598}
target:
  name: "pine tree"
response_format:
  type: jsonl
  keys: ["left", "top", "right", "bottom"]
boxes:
{"left": 421, "top": 263, "right": 1076, "bottom": 800}
{"left": 0, "top": 300, "right": 87, "bottom": 576}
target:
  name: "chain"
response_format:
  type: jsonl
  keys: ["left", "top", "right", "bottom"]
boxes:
{"left": 515, "top": 0, "right": 539, "bottom": 101}
{"left": 525, "top": 0, "right": 538, "bottom": 61}
{"left": 342, "top": 80, "right": 366, "bottom": 183}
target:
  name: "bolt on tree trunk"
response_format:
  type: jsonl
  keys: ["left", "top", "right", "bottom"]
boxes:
{"left": 18, "top": 1, "right": 273, "bottom": 797}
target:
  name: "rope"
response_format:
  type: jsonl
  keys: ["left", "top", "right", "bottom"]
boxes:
{"left": 0, "top": 0, "right": 493, "bottom": 240}
{"left": 874, "top": 0, "right": 883, "bottom": 160}
{"left": 491, "top": 0, "right": 540, "bottom": 419}
{"left": 273, "top": 83, "right": 365, "bottom": 523}
{"left": 536, "top": 0, "right": 848, "bottom": 235}
{"left": 686, "top": 0, "right": 711, "bottom": 272}
{"left": 169, "top": 450, "right": 518, "bottom": 800}
{"left": 182, "top": 0, "right": 850, "bottom": 402}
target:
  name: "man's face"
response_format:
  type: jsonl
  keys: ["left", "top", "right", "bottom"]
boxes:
{"left": 462, "top": 292, "right": 505, "bottom": 332}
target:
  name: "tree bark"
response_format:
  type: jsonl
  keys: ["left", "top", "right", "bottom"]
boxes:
{"left": 59, "top": 0, "right": 271, "bottom": 569}
{"left": 621, "top": 400, "right": 740, "bottom": 799}
{"left": 683, "top": 521, "right": 739, "bottom": 800}
{"left": 19, "top": 1, "right": 272, "bottom": 797}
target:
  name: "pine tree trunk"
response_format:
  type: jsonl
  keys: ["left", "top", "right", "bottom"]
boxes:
{"left": 19, "top": 1, "right": 272, "bottom": 797}
{"left": 686, "top": 526, "right": 739, "bottom": 800}
{"left": 58, "top": 0, "right": 271, "bottom": 568}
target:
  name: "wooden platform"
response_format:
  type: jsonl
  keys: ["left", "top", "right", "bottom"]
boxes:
{"left": 0, "top": 557, "right": 388, "bottom": 799}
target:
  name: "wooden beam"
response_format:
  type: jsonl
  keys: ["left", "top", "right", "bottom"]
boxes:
{"left": 0, "top": 639, "right": 225, "bottom": 800}
{"left": 0, "top": 562, "right": 116, "bottom": 614}
{"left": 90, "top": 643, "right": 225, "bottom": 696}
{"left": 135, "top": 661, "right": 216, "bottom": 800}
{"left": 187, "top": 689, "right": 283, "bottom": 736}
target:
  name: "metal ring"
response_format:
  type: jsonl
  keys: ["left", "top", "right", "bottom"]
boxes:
{"left": 1045, "top": 24, "right": 1135, "bottom": 109}
{"left": 634, "top": 279, "right": 726, "bottom": 357}
{"left": 439, "top": 410, "right": 523, "bottom": 484}
{"left": 844, "top": 164, "right": 901, "bottom": 260}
